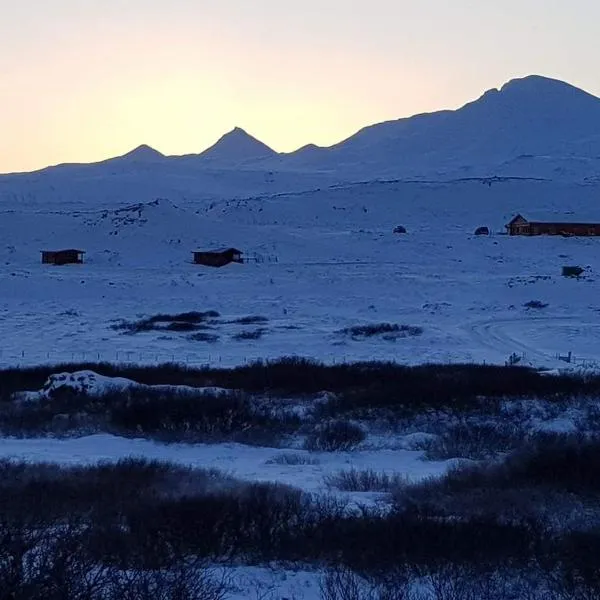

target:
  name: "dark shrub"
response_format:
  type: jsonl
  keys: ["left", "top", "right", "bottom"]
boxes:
{"left": 107, "top": 389, "right": 297, "bottom": 445}
{"left": 423, "top": 421, "right": 520, "bottom": 460}
{"left": 187, "top": 333, "right": 219, "bottom": 343}
{"left": 266, "top": 453, "right": 320, "bottom": 466}
{"left": 232, "top": 329, "right": 266, "bottom": 341}
{"left": 394, "top": 436, "right": 600, "bottom": 530}
{"left": 304, "top": 420, "right": 366, "bottom": 452}
{"left": 562, "top": 266, "right": 584, "bottom": 278}
{"left": 339, "top": 324, "right": 423, "bottom": 340}
{"left": 3, "top": 360, "right": 600, "bottom": 416}
{"left": 111, "top": 311, "right": 221, "bottom": 335}
{"left": 164, "top": 322, "right": 204, "bottom": 332}
{"left": 231, "top": 316, "right": 269, "bottom": 325}
{"left": 524, "top": 300, "right": 548, "bottom": 310}
{"left": 324, "top": 469, "right": 406, "bottom": 492}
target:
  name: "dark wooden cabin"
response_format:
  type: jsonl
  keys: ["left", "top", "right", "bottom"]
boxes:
{"left": 192, "top": 248, "right": 243, "bottom": 267}
{"left": 41, "top": 249, "right": 85, "bottom": 265}
{"left": 506, "top": 214, "right": 600, "bottom": 237}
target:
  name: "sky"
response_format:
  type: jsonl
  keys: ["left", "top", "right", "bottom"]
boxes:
{"left": 1, "top": 0, "right": 600, "bottom": 173}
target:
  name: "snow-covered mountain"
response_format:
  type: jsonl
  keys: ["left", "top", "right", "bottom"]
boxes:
{"left": 3, "top": 74, "right": 600, "bottom": 189}
{"left": 270, "top": 75, "right": 600, "bottom": 178}
{"left": 117, "top": 144, "right": 166, "bottom": 163}
{"left": 194, "top": 127, "right": 276, "bottom": 164}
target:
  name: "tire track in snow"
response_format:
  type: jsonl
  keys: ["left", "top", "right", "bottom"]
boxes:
{"left": 464, "top": 316, "right": 600, "bottom": 365}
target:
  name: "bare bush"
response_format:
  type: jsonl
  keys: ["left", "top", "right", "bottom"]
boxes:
{"left": 187, "top": 333, "right": 220, "bottom": 343}
{"left": 266, "top": 453, "right": 320, "bottom": 466}
{"left": 4, "top": 359, "right": 600, "bottom": 407}
{"left": 324, "top": 469, "right": 406, "bottom": 492}
{"left": 320, "top": 568, "right": 412, "bottom": 600}
{"left": 339, "top": 324, "right": 423, "bottom": 340}
{"left": 304, "top": 420, "right": 366, "bottom": 452}
{"left": 232, "top": 329, "right": 267, "bottom": 341}
{"left": 524, "top": 300, "right": 549, "bottom": 310}
{"left": 230, "top": 316, "right": 269, "bottom": 325}
{"left": 106, "top": 560, "right": 229, "bottom": 600}
{"left": 423, "top": 421, "right": 520, "bottom": 460}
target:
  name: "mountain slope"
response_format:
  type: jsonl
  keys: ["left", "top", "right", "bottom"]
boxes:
{"left": 276, "top": 75, "right": 600, "bottom": 177}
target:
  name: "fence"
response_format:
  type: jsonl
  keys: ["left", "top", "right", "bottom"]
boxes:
{"left": 556, "top": 351, "right": 600, "bottom": 369}
{"left": 243, "top": 253, "right": 279, "bottom": 264}
{"left": 5, "top": 347, "right": 599, "bottom": 371}
{"left": 0, "top": 350, "right": 360, "bottom": 368}
{"left": 0, "top": 349, "right": 495, "bottom": 369}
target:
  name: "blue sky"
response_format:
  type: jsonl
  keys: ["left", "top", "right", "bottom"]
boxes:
{"left": 1, "top": 0, "right": 599, "bottom": 172}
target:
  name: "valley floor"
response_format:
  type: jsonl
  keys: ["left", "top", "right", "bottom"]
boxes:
{"left": 2, "top": 252, "right": 599, "bottom": 372}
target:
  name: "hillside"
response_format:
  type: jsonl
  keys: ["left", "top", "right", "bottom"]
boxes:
{"left": 273, "top": 75, "right": 600, "bottom": 178}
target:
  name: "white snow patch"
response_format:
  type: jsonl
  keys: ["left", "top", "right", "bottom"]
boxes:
{"left": 15, "top": 370, "right": 229, "bottom": 402}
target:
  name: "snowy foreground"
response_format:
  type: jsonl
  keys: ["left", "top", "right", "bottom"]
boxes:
{"left": 0, "top": 369, "right": 464, "bottom": 599}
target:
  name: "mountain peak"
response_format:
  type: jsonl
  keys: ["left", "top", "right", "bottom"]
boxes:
{"left": 462, "top": 74, "right": 600, "bottom": 122}
{"left": 200, "top": 128, "right": 276, "bottom": 163}
{"left": 500, "top": 74, "right": 576, "bottom": 93}
{"left": 475, "top": 74, "right": 600, "bottom": 105}
{"left": 120, "top": 144, "right": 165, "bottom": 161}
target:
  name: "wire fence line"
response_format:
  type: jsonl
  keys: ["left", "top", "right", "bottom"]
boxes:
{"left": 0, "top": 350, "right": 267, "bottom": 367}
{"left": 10, "top": 344, "right": 598, "bottom": 371}
{"left": 0, "top": 349, "right": 489, "bottom": 368}
{"left": 0, "top": 350, "right": 365, "bottom": 367}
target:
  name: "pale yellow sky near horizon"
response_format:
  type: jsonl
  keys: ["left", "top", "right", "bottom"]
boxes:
{"left": 2, "top": 0, "right": 600, "bottom": 173}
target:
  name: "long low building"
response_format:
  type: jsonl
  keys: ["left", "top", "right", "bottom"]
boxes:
{"left": 192, "top": 247, "right": 243, "bottom": 267}
{"left": 41, "top": 249, "right": 85, "bottom": 265}
{"left": 506, "top": 214, "right": 600, "bottom": 236}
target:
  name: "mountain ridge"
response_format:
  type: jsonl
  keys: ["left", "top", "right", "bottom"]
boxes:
{"left": 4, "top": 74, "right": 600, "bottom": 180}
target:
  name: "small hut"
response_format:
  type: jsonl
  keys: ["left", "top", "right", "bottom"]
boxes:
{"left": 562, "top": 266, "right": 585, "bottom": 278}
{"left": 474, "top": 226, "right": 490, "bottom": 236}
{"left": 192, "top": 247, "right": 243, "bottom": 267}
{"left": 41, "top": 249, "right": 85, "bottom": 265}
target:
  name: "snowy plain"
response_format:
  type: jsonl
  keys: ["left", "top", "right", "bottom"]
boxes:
{"left": 1, "top": 177, "right": 599, "bottom": 371}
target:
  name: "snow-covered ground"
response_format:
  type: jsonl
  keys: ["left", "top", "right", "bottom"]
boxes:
{"left": 1, "top": 177, "right": 599, "bottom": 371}
{"left": 0, "top": 434, "right": 455, "bottom": 504}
